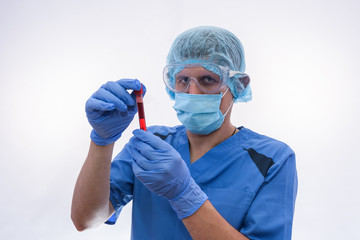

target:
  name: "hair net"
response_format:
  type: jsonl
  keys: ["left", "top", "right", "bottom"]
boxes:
{"left": 165, "top": 26, "right": 252, "bottom": 103}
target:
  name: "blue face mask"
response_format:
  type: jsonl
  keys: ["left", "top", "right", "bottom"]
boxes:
{"left": 173, "top": 88, "right": 233, "bottom": 135}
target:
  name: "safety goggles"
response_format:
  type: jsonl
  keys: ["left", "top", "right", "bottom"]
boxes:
{"left": 163, "top": 63, "right": 249, "bottom": 94}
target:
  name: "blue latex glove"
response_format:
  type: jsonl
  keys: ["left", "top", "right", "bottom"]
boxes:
{"left": 129, "top": 129, "right": 208, "bottom": 219}
{"left": 85, "top": 79, "right": 145, "bottom": 145}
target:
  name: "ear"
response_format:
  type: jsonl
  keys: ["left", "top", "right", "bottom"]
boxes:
{"left": 239, "top": 75, "right": 250, "bottom": 88}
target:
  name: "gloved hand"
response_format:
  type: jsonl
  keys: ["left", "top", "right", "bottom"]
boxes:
{"left": 129, "top": 129, "right": 208, "bottom": 219}
{"left": 85, "top": 79, "right": 145, "bottom": 145}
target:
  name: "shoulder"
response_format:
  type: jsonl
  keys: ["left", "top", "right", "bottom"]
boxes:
{"left": 239, "top": 127, "right": 296, "bottom": 181}
{"left": 240, "top": 127, "right": 294, "bottom": 157}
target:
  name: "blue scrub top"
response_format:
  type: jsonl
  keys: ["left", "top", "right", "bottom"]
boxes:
{"left": 106, "top": 125, "right": 298, "bottom": 240}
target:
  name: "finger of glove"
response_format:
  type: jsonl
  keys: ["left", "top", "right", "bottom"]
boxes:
{"left": 129, "top": 145, "right": 159, "bottom": 170}
{"left": 116, "top": 79, "right": 142, "bottom": 91}
{"left": 132, "top": 129, "right": 172, "bottom": 151}
{"left": 102, "top": 81, "right": 136, "bottom": 106}
{"left": 129, "top": 134, "right": 174, "bottom": 162}
{"left": 141, "top": 84, "right": 147, "bottom": 96}
{"left": 131, "top": 83, "right": 147, "bottom": 96}
{"left": 132, "top": 158, "right": 167, "bottom": 191}
{"left": 129, "top": 136, "right": 155, "bottom": 152}
{"left": 92, "top": 87, "right": 128, "bottom": 112}
{"left": 117, "top": 79, "right": 147, "bottom": 99}
{"left": 132, "top": 158, "right": 145, "bottom": 177}
{"left": 85, "top": 97, "right": 115, "bottom": 112}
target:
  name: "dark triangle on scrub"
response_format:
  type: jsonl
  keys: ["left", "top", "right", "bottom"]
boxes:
{"left": 244, "top": 148, "right": 274, "bottom": 177}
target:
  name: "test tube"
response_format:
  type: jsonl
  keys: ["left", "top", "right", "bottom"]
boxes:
{"left": 134, "top": 85, "right": 147, "bottom": 131}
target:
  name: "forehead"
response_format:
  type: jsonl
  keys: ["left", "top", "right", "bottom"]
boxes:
{"left": 176, "top": 66, "right": 219, "bottom": 77}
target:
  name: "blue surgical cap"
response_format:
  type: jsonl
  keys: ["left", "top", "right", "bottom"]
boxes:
{"left": 165, "top": 26, "right": 252, "bottom": 103}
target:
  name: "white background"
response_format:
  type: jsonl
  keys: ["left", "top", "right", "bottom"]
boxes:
{"left": 1, "top": 0, "right": 359, "bottom": 239}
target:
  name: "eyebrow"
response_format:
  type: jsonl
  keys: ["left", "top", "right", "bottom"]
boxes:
{"left": 176, "top": 71, "right": 220, "bottom": 79}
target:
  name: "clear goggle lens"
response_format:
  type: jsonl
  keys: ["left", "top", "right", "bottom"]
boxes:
{"left": 163, "top": 63, "right": 249, "bottom": 94}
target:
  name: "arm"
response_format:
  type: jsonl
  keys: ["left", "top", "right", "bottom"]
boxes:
{"left": 71, "top": 79, "right": 144, "bottom": 231}
{"left": 71, "top": 141, "right": 115, "bottom": 231}
{"left": 183, "top": 200, "right": 249, "bottom": 240}
{"left": 240, "top": 153, "right": 298, "bottom": 239}
{"left": 183, "top": 152, "right": 297, "bottom": 240}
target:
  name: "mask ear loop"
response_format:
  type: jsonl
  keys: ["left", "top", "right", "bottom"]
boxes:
{"left": 221, "top": 87, "right": 230, "bottom": 98}
{"left": 221, "top": 87, "right": 234, "bottom": 117}
{"left": 223, "top": 100, "right": 234, "bottom": 117}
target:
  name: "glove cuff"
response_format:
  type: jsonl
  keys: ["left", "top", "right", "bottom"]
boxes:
{"left": 90, "top": 129, "right": 122, "bottom": 146}
{"left": 168, "top": 177, "right": 208, "bottom": 219}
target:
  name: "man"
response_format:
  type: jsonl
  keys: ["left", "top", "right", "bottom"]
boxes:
{"left": 71, "top": 26, "right": 298, "bottom": 239}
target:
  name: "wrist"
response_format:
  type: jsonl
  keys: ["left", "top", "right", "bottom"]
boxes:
{"left": 90, "top": 129, "right": 122, "bottom": 146}
{"left": 168, "top": 177, "right": 208, "bottom": 219}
